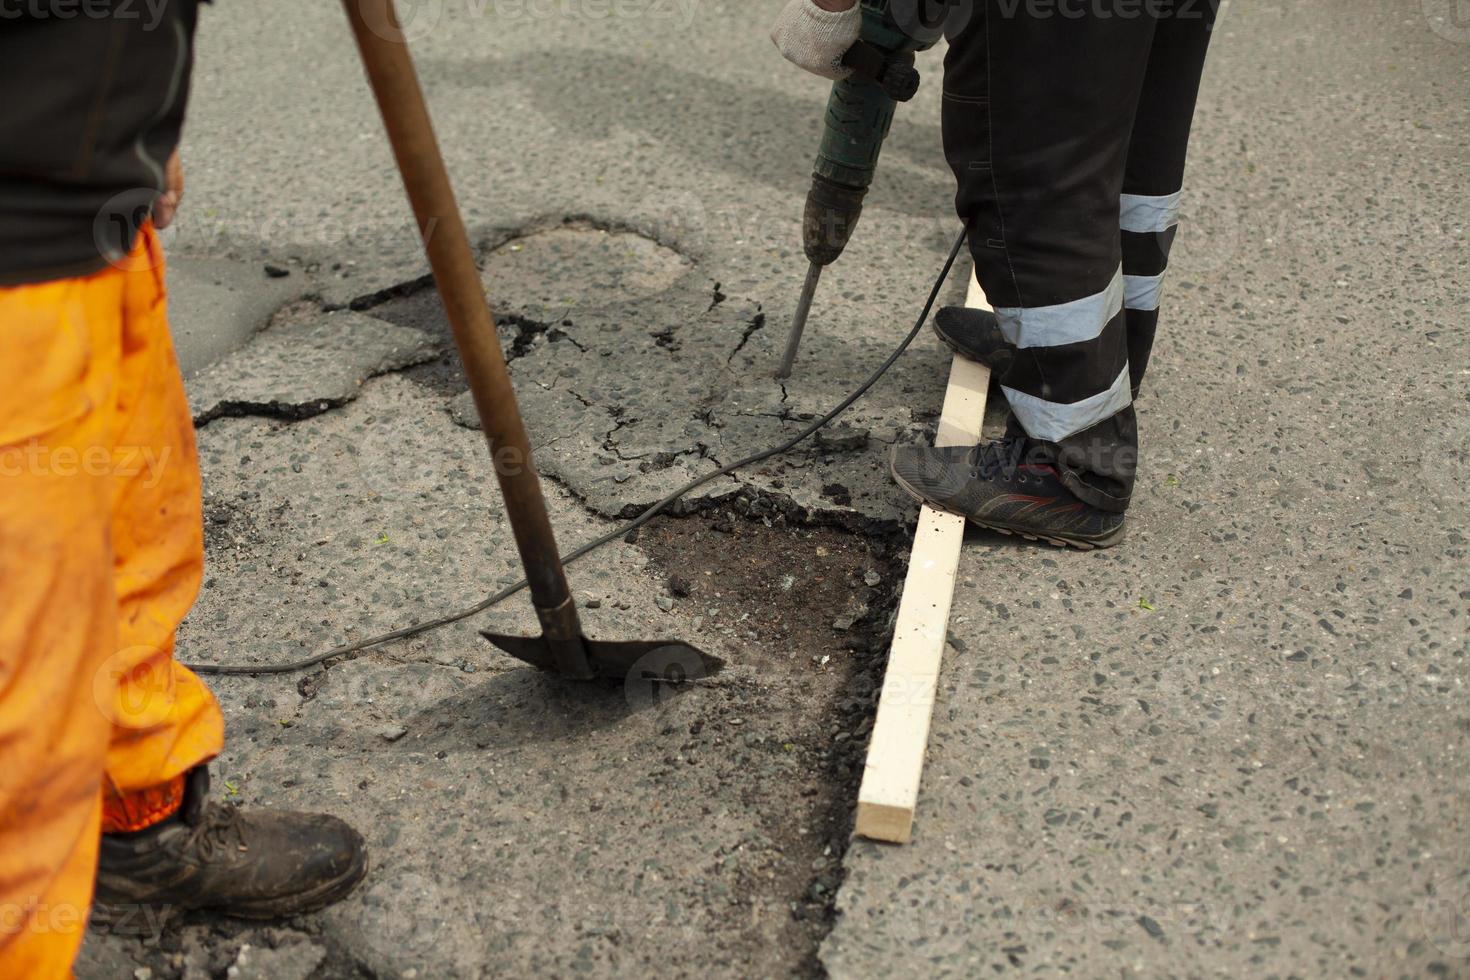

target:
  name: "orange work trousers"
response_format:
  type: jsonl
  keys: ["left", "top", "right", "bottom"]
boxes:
{"left": 0, "top": 224, "right": 224, "bottom": 978}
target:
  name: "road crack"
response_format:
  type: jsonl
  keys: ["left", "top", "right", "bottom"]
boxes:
{"left": 728, "top": 309, "right": 767, "bottom": 362}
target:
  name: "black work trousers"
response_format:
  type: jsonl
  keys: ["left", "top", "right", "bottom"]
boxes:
{"left": 941, "top": 0, "right": 1218, "bottom": 512}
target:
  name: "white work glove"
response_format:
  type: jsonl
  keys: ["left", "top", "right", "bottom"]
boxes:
{"left": 770, "top": 0, "right": 861, "bottom": 81}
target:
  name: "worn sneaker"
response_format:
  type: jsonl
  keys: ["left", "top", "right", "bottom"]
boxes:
{"left": 889, "top": 437, "right": 1126, "bottom": 549}
{"left": 932, "top": 306, "right": 1015, "bottom": 372}
{"left": 93, "top": 769, "right": 367, "bottom": 931}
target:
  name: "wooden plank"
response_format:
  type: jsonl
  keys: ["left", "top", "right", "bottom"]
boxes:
{"left": 854, "top": 272, "right": 991, "bottom": 844}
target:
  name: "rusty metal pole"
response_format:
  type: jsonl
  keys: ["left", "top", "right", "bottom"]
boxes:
{"left": 341, "top": 0, "right": 593, "bottom": 678}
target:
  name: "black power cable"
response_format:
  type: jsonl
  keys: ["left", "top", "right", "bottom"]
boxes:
{"left": 187, "top": 228, "right": 968, "bottom": 676}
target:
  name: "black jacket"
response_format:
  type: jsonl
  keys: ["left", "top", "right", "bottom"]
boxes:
{"left": 0, "top": 0, "right": 202, "bottom": 286}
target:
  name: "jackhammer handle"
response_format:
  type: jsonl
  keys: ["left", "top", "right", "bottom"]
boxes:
{"left": 841, "top": 40, "right": 920, "bottom": 102}
{"left": 342, "top": 0, "right": 575, "bottom": 615}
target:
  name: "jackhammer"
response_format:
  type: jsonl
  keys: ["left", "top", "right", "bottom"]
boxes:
{"left": 776, "top": 0, "right": 944, "bottom": 378}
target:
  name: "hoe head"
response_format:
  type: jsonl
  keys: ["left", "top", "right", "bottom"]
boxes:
{"left": 480, "top": 630, "right": 725, "bottom": 683}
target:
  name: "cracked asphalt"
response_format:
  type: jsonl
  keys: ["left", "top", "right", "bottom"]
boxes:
{"left": 78, "top": 1, "right": 1468, "bottom": 977}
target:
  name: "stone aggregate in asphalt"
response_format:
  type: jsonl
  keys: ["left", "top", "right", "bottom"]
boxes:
{"left": 77, "top": 0, "right": 1470, "bottom": 976}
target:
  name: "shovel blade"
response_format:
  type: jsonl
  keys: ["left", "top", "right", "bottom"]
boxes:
{"left": 480, "top": 630, "right": 724, "bottom": 682}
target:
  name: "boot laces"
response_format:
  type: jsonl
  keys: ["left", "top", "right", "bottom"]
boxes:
{"left": 968, "top": 435, "right": 1030, "bottom": 480}
{"left": 182, "top": 802, "right": 247, "bottom": 862}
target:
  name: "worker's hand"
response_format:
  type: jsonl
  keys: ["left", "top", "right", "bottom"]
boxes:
{"left": 770, "top": 0, "right": 860, "bottom": 81}
{"left": 152, "top": 147, "right": 184, "bottom": 230}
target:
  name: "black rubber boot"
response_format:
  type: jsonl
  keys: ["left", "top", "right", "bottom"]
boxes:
{"left": 890, "top": 436, "right": 1126, "bottom": 550}
{"left": 92, "top": 768, "right": 368, "bottom": 932}
{"left": 932, "top": 306, "right": 1016, "bottom": 372}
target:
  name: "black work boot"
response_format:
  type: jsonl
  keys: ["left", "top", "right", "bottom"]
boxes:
{"left": 93, "top": 768, "right": 367, "bottom": 931}
{"left": 932, "top": 306, "right": 1016, "bottom": 372}
{"left": 889, "top": 436, "right": 1126, "bottom": 550}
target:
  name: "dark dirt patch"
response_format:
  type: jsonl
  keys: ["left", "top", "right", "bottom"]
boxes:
{"left": 639, "top": 511, "right": 904, "bottom": 976}
{"left": 201, "top": 493, "right": 271, "bottom": 556}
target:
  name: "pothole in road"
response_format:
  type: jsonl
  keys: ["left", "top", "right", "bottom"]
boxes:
{"left": 636, "top": 509, "right": 904, "bottom": 976}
